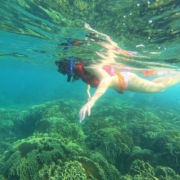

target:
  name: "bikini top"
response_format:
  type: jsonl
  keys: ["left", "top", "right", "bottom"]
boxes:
{"left": 74, "top": 64, "right": 126, "bottom": 93}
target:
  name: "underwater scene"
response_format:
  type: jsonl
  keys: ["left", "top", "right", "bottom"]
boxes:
{"left": 0, "top": 0, "right": 180, "bottom": 180}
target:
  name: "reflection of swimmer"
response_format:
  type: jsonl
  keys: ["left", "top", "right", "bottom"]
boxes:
{"left": 85, "top": 23, "right": 138, "bottom": 57}
{"left": 59, "top": 38, "right": 86, "bottom": 51}
{"left": 59, "top": 32, "right": 108, "bottom": 51}
{"left": 56, "top": 59, "right": 180, "bottom": 122}
{"left": 59, "top": 32, "right": 107, "bottom": 51}
{"left": 85, "top": 32, "right": 107, "bottom": 42}
{"left": 165, "top": 58, "right": 180, "bottom": 64}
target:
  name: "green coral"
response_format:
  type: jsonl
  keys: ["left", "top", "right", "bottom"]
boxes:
{"left": 39, "top": 161, "right": 87, "bottom": 180}
{"left": 86, "top": 127, "right": 133, "bottom": 168}
{"left": 76, "top": 152, "right": 120, "bottom": 180}
{"left": 130, "top": 146, "right": 153, "bottom": 162}
{"left": 35, "top": 116, "right": 85, "bottom": 145}
{"left": 0, "top": 135, "right": 69, "bottom": 180}
{"left": 29, "top": 99, "right": 80, "bottom": 122}
{"left": 129, "top": 159, "right": 156, "bottom": 179}
{"left": 0, "top": 174, "right": 6, "bottom": 180}
{"left": 0, "top": 134, "right": 120, "bottom": 180}
{"left": 151, "top": 130, "right": 180, "bottom": 173}
{"left": 0, "top": 108, "right": 33, "bottom": 154}
{"left": 1, "top": 98, "right": 180, "bottom": 179}
{"left": 58, "top": 160, "right": 87, "bottom": 180}
{"left": 155, "top": 166, "right": 180, "bottom": 180}
{"left": 0, "top": 150, "right": 39, "bottom": 180}
{"left": 17, "top": 0, "right": 30, "bottom": 8}
{"left": 74, "top": 0, "right": 89, "bottom": 11}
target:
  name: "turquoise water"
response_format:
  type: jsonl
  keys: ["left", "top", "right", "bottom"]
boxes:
{"left": 0, "top": 0, "right": 179, "bottom": 109}
{"left": 0, "top": 0, "right": 180, "bottom": 179}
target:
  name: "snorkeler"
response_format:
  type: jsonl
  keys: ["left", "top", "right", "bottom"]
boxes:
{"left": 56, "top": 24, "right": 180, "bottom": 122}
{"left": 56, "top": 58, "right": 180, "bottom": 122}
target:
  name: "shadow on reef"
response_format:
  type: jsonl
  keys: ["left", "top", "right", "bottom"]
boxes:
{"left": 0, "top": 98, "right": 180, "bottom": 179}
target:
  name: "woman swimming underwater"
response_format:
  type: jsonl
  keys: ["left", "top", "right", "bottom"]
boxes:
{"left": 56, "top": 24, "right": 180, "bottom": 122}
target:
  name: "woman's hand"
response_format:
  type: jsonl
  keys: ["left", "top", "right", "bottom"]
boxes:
{"left": 79, "top": 100, "right": 94, "bottom": 122}
{"left": 79, "top": 67, "right": 113, "bottom": 122}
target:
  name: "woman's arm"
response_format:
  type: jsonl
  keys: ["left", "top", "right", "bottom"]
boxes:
{"left": 86, "top": 84, "right": 91, "bottom": 101}
{"left": 79, "top": 67, "right": 113, "bottom": 122}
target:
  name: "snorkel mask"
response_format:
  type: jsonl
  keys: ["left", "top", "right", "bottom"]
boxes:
{"left": 67, "top": 57, "right": 74, "bottom": 82}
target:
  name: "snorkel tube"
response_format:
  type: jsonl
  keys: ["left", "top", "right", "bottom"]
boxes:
{"left": 63, "top": 39, "right": 72, "bottom": 51}
{"left": 67, "top": 57, "right": 74, "bottom": 82}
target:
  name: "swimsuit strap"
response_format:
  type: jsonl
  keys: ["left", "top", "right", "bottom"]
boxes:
{"left": 115, "top": 72, "right": 126, "bottom": 93}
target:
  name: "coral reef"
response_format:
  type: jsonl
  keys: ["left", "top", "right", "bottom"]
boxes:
{"left": 35, "top": 117, "right": 85, "bottom": 144}
{"left": 1, "top": 98, "right": 180, "bottom": 179}
{"left": 130, "top": 146, "right": 154, "bottom": 162}
{"left": 74, "top": 0, "right": 89, "bottom": 11}
{"left": 56, "top": 160, "right": 87, "bottom": 179}
{"left": 155, "top": 166, "right": 180, "bottom": 180}
{"left": 150, "top": 131, "right": 180, "bottom": 173}
{"left": 0, "top": 135, "right": 68, "bottom": 180}
{"left": 0, "top": 108, "right": 30, "bottom": 154}
{"left": 129, "top": 159, "right": 155, "bottom": 179}
{"left": 0, "top": 99, "right": 81, "bottom": 154}
{"left": 0, "top": 133, "right": 120, "bottom": 180}
{"left": 86, "top": 127, "right": 133, "bottom": 172}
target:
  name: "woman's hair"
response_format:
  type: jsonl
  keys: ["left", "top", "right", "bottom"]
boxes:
{"left": 55, "top": 59, "right": 70, "bottom": 75}
{"left": 55, "top": 58, "right": 85, "bottom": 82}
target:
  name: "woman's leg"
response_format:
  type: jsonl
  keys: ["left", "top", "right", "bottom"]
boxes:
{"left": 127, "top": 73, "right": 167, "bottom": 93}
{"left": 154, "top": 74, "right": 180, "bottom": 87}
{"left": 128, "top": 73, "right": 180, "bottom": 93}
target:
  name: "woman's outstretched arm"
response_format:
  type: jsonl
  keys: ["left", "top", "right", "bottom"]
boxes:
{"left": 79, "top": 67, "right": 113, "bottom": 122}
{"left": 86, "top": 84, "right": 91, "bottom": 101}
